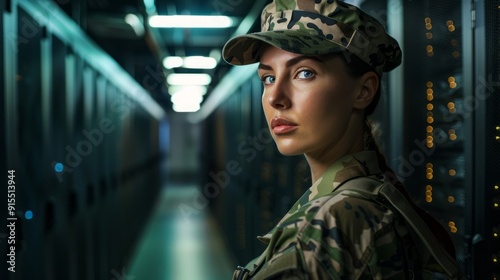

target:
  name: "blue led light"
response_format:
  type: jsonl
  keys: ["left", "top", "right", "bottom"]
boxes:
{"left": 55, "top": 163, "right": 64, "bottom": 173}
{"left": 25, "top": 211, "right": 33, "bottom": 220}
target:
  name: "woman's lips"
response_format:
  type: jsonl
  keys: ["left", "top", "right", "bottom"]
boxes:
{"left": 271, "top": 118, "right": 298, "bottom": 135}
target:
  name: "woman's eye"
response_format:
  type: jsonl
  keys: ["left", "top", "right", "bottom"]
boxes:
{"left": 262, "top": 75, "right": 275, "bottom": 84}
{"left": 297, "top": 70, "right": 314, "bottom": 79}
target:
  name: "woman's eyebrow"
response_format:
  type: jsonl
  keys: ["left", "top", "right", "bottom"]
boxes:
{"left": 258, "top": 55, "right": 323, "bottom": 71}
{"left": 258, "top": 63, "right": 273, "bottom": 71}
{"left": 285, "top": 55, "right": 323, "bottom": 68}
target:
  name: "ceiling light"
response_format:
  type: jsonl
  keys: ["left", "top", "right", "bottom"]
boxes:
{"left": 163, "top": 56, "right": 184, "bottom": 69}
{"left": 163, "top": 56, "right": 217, "bottom": 69}
{"left": 149, "top": 15, "right": 234, "bottom": 28}
{"left": 168, "top": 85, "right": 207, "bottom": 96}
{"left": 173, "top": 103, "right": 201, "bottom": 113}
{"left": 171, "top": 92, "right": 203, "bottom": 105}
{"left": 183, "top": 56, "right": 217, "bottom": 69}
{"left": 167, "top": 73, "right": 212, "bottom": 86}
{"left": 171, "top": 91, "right": 203, "bottom": 113}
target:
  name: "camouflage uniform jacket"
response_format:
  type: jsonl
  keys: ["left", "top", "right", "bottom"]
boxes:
{"left": 241, "top": 150, "right": 409, "bottom": 279}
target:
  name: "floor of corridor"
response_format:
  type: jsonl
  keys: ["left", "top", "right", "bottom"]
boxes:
{"left": 127, "top": 183, "right": 236, "bottom": 280}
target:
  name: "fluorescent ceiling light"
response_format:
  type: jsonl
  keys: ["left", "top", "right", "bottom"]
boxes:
{"left": 163, "top": 56, "right": 183, "bottom": 69}
{"left": 183, "top": 56, "right": 217, "bottom": 69}
{"left": 171, "top": 91, "right": 203, "bottom": 113}
{"left": 173, "top": 103, "right": 201, "bottom": 113}
{"left": 149, "top": 15, "right": 234, "bottom": 28}
{"left": 168, "top": 85, "right": 207, "bottom": 96}
{"left": 163, "top": 56, "right": 217, "bottom": 69}
{"left": 167, "top": 73, "right": 212, "bottom": 86}
{"left": 171, "top": 92, "right": 204, "bottom": 105}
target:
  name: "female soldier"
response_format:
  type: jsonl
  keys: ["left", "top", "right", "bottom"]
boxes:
{"left": 223, "top": 0, "right": 461, "bottom": 279}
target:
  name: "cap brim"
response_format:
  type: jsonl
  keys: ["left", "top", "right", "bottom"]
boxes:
{"left": 222, "top": 29, "right": 346, "bottom": 66}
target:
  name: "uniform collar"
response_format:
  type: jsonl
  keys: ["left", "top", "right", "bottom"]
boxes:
{"left": 294, "top": 150, "right": 382, "bottom": 210}
{"left": 258, "top": 150, "right": 383, "bottom": 243}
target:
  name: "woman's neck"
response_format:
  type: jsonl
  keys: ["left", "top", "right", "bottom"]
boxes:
{"left": 305, "top": 118, "right": 366, "bottom": 184}
{"left": 306, "top": 144, "right": 364, "bottom": 184}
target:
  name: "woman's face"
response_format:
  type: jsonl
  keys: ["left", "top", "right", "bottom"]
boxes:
{"left": 258, "top": 45, "right": 366, "bottom": 159}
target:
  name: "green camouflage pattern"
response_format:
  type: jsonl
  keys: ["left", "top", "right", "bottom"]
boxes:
{"left": 236, "top": 151, "right": 408, "bottom": 279}
{"left": 222, "top": 0, "right": 402, "bottom": 76}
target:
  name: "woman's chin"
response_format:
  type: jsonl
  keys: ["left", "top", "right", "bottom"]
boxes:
{"left": 275, "top": 145, "right": 302, "bottom": 156}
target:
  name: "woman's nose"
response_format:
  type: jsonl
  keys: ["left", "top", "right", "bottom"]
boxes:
{"left": 266, "top": 82, "right": 291, "bottom": 110}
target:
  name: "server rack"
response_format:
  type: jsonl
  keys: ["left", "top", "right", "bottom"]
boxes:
{"left": 471, "top": 1, "right": 500, "bottom": 278}
{"left": 1, "top": 1, "right": 166, "bottom": 279}
{"left": 401, "top": 0, "right": 500, "bottom": 278}
{"left": 402, "top": 0, "right": 469, "bottom": 273}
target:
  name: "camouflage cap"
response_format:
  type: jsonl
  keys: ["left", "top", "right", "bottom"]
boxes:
{"left": 222, "top": 0, "right": 402, "bottom": 76}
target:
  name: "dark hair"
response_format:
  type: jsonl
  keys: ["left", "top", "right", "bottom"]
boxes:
{"left": 336, "top": 53, "right": 382, "bottom": 116}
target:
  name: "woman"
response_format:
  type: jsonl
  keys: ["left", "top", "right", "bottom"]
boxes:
{"left": 223, "top": 0, "right": 459, "bottom": 279}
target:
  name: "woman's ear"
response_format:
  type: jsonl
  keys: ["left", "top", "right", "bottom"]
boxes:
{"left": 353, "top": 71, "right": 379, "bottom": 110}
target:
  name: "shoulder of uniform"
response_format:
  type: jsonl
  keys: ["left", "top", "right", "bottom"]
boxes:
{"left": 306, "top": 190, "right": 391, "bottom": 218}
{"left": 294, "top": 192, "right": 399, "bottom": 278}
{"left": 296, "top": 191, "right": 397, "bottom": 244}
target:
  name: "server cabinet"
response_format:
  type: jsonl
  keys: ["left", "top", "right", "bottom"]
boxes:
{"left": 400, "top": 0, "right": 500, "bottom": 278}
{"left": 402, "top": 0, "right": 468, "bottom": 268}
{"left": 471, "top": 1, "right": 500, "bottom": 279}
{"left": 1, "top": 1, "right": 166, "bottom": 279}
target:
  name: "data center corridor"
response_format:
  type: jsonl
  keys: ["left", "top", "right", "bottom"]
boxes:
{"left": 2, "top": 0, "right": 500, "bottom": 279}
{"left": 127, "top": 183, "right": 235, "bottom": 280}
